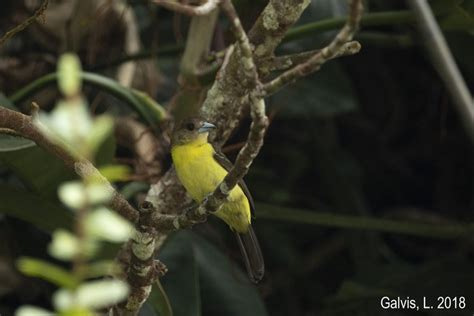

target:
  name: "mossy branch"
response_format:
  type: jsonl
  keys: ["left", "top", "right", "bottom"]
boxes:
{"left": 262, "top": 0, "right": 364, "bottom": 96}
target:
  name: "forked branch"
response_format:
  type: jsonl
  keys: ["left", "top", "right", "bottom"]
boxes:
{"left": 261, "top": 0, "right": 364, "bottom": 96}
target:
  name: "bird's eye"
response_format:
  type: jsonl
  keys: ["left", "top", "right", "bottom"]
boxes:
{"left": 186, "top": 122, "right": 195, "bottom": 131}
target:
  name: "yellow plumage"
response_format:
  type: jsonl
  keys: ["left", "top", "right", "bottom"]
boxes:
{"left": 171, "top": 133, "right": 251, "bottom": 233}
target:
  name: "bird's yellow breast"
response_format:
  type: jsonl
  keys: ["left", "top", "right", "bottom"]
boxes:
{"left": 171, "top": 138, "right": 251, "bottom": 233}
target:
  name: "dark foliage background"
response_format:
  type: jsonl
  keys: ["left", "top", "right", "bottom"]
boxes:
{"left": 1, "top": 0, "right": 474, "bottom": 315}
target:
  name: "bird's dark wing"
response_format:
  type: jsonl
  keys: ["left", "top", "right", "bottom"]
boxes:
{"left": 213, "top": 150, "right": 256, "bottom": 218}
{"left": 213, "top": 149, "right": 264, "bottom": 283}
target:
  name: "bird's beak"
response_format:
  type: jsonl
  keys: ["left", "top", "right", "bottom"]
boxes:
{"left": 198, "top": 122, "right": 216, "bottom": 133}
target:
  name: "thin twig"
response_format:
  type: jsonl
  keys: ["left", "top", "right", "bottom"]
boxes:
{"left": 261, "top": 0, "right": 363, "bottom": 97}
{"left": 153, "top": 0, "right": 219, "bottom": 16}
{"left": 220, "top": 0, "right": 258, "bottom": 86}
{"left": 0, "top": 0, "right": 49, "bottom": 47}
{"left": 269, "top": 41, "right": 361, "bottom": 72}
{"left": 408, "top": 0, "right": 474, "bottom": 143}
{"left": 0, "top": 107, "right": 139, "bottom": 224}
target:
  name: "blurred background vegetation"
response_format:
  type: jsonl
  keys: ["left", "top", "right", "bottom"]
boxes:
{"left": 1, "top": 0, "right": 474, "bottom": 315}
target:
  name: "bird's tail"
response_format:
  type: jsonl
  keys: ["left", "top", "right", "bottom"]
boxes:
{"left": 235, "top": 225, "right": 265, "bottom": 283}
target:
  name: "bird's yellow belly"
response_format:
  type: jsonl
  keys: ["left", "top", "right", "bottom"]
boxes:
{"left": 171, "top": 143, "right": 251, "bottom": 233}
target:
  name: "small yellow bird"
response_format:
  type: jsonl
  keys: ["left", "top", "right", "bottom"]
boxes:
{"left": 171, "top": 118, "right": 264, "bottom": 282}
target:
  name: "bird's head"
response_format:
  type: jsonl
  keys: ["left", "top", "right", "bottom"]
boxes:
{"left": 172, "top": 117, "right": 216, "bottom": 146}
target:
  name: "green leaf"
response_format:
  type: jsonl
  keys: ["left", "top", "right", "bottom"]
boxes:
{"left": 193, "top": 233, "right": 267, "bottom": 316}
{"left": 158, "top": 232, "right": 200, "bottom": 316}
{"left": 149, "top": 279, "right": 173, "bottom": 316}
{"left": 131, "top": 89, "right": 168, "bottom": 128}
{"left": 158, "top": 231, "right": 267, "bottom": 316}
{"left": 0, "top": 135, "right": 35, "bottom": 152}
{"left": 16, "top": 257, "right": 77, "bottom": 288}
{"left": 0, "top": 145, "right": 75, "bottom": 199}
{"left": 0, "top": 185, "right": 71, "bottom": 232}
{"left": 273, "top": 62, "right": 357, "bottom": 118}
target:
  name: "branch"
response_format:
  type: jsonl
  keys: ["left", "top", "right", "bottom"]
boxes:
{"left": 220, "top": 0, "right": 258, "bottom": 86}
{"left": 0, "top": 107, "right": 139, "bottom": 224}
{"left": 116, "top": 203, "right": 167, "bottom": 316}
{"left": 0, "top": 0, "right": 49, "bottom": 47}
{"left": 408, "top": 0, "right": 474, "bottom": 143}
{"left": 261, "top": 0, "right": 364, "bottom": 97}
{"left": 201, "top": 0, "right": 310, "bottom": 146}
{"left": 248, "top": 0, "right": 311, "bottom": 65}
{"left": 153, "top": 0, "right": 219, "bottom": 16}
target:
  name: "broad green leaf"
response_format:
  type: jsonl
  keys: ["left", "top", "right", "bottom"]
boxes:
{"left": 0, "top": 135, "right": 35, "bottom": 152}
{"left": 158, "top": 232, "right": 200, "bottom": 316}
{"left": 0, "top": 185, "right": 71, "bottom": 232}
{"left": 17, "top": 257, "right": 77, "bottom": 288}
{"left": 193, "top": 233, "right": 267, "bottom": 316}
{"left": 0, "top": 146, "right": 75, "bottom": 199}
{"left": 131, "top": 89, "right": 168, "bottom": 126}
{"left": 148, "top": 279, "right": 173, "bottom": 316}
{"left": 158, "top": 231, "right": 267, "bottom": 316}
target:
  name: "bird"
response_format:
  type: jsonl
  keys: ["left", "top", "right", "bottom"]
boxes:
{"left": 171, "top": 117, "right": 264, "bottom": 283}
